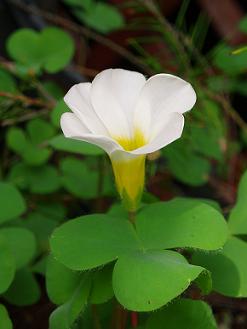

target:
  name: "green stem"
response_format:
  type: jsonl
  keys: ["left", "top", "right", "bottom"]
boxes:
{"left": 128, "top": 211, "right": 136, "bottom": 227}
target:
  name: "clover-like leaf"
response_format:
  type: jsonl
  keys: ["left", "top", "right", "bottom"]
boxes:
{"left": 192, "top": 236, "right": 247, "bottom": 297}
{"left": 50, "top": 214, "right": 140, "bottom": 270}
{"left": 7, "top": 27, "right": 74, "bottom": 73}
{"left": 49, "top": 274, "right": 91, "bottom": 329}
{"left": 46, "top": 256, "right": 81, "bottom": 305}
{"left": 0, "top": 182, "right": 26, "bottom": 224}
{"left": 0, "top": 236, "right": 15, "bottom": 294}
{"left": 113, "top": 250, "right": 203, "bottom": 311}
{"left": 136, "top": 199, "right": 228, "bottom": 251}
{"left": 0, "top": 227, "right": 36, "bottom": 269}
{"left": 228, "top": 170, "right": 247, "bottom": 235}
{"left": 146, "top": 298, "right": 217, "bottom": 329}
{"left": 0, "top": 304, "right": 12, "bottom": 329}
{"left": 4, "top": 268, "right": 40, "bottom": 306}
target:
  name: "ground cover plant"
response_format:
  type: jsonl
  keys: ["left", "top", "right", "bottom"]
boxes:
{"left": 1, "top": 0, "right": 247, "bottom": 328}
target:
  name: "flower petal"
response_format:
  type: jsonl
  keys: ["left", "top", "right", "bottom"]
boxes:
{"left": 110, "top": 69, "right": 146, "bottom": 125}
{"left": 134, "top": 74, "right": 196, "bottom": 137}
{"left": 60, "top": 112, "right": 122, "bottom": 155}
{"left": 90, "top": 69, "right": 136, "bottom": 138}
{"left": 133, "top": 112, "right": 184, "bottom": 155}
{"left": 64, "top": 82, "right": 109, "bottom": 135}
{"left": 110, "top": 113, "right": 184, "bottom": 162}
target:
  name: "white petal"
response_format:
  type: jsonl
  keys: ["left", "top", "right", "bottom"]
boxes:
{"left": 132, "top": 112, "right": 184, "bottom": 155}
{"left": 90, "top": 69, "right": 133, "bottom": 138}
{"left": 134, "top": 73, "right": 196, "bottom": 137}
{"left": 110, "top": 69, "right": 146, "bottom": 125}
{"left": 60, "top": 112, "right": 122, "bottom": 155}
{"left": 64, "top": 82, "right": 109, "bottom": 135}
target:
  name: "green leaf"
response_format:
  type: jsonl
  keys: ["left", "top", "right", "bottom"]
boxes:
{"left": 146, "top": 298, "right": 217, "bottom": 329}
{"left": 43, "top": 81, "right": 63, "bottom": 100}
{"left": 6, "top": 127, "right": 52, "bottom": 166}
{"left": 0, "top": 69, "right": 17, "bottom": 95}
{"left": 50, "top": 100, "right": 69, "bottom": 128}
{"left": 190, "top": 125, "right": 222, "bottom": 161}
{"left": 0, "top": 227, "right": 36, "bottom": 269}
{"left": 213, "top": 44, "right": 247, "bottom": 75}
{"left": 0, "top": 236, "right": 15, "bottom": 294}
{"left": 50, "top": 134, "right": 103, "bottom": 155}
{"left": 228, "top": 170, "right": 247, "bottom": 235}
{"left": 75, "top": 3, "right": 124, "bottom": 34}
{"left": 50, "top": 214, "right": 140, "bottom": 270}
{"left": 136, "top": 199, "right": 228, "bottom": 250}
{"left": 239, "top": 16, "right": 247, "bottom": 33}
{"left": 60, "top": 157, "right": 105, "bottom": 199}
{"left": 29, "top": 165, "right": 60, "bottom": 193}
{"left": 27, "top": 118, "right": 56, "bottom": 145}
{"left": 0, "top": 182, "right": 26, "bottom": 224}
{"left": 163, "top": 139, "right": 211, "bottom": 186}
{"left": 192, "top": 236, "right": 247, "bottom": 297}
{"left": 4, "top": 268, "right": 40, "bottom": 306}
{"left": 46, "top": 256, "right": 81, "bottom": 305}
{"left": 90, "top": 264, "right": 114, "bottom": 304}
{"left": 7, "top": 27, "right": 75, "bottom": 73}
{"left": 36, "top": 201, "right": 66, "bottom": 222}
{"left": 112, "top": 250, "right": 203, "bottom": 311}
{"left": 24, "top": 212, "right": 57, "bottom": 253}
{"left": 8, "top": 163, "right": 60, "bottom": 194}
{"left": 63, "top": 0, "right": 92, "bottom": 10}
{"left": 49, "top": 275, "right": 91, "bottom": 329}
{"left": 0, "top": 304, "right": 13, "bottom": 329}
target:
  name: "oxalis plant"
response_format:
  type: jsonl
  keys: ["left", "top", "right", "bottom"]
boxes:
{"left": 48, "top": 69, "right": 228, "bottom": 329}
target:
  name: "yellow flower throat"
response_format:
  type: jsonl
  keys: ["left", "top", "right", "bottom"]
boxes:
{"left": 111, "top": 129, "right": 147, "bottom": 211}
{"left": 115, "top": 129, "right": 147, "bottom": 151}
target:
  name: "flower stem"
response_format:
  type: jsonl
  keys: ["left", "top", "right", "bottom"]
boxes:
{"left": 128, "top": 211, "right": 136, "bottom": 227}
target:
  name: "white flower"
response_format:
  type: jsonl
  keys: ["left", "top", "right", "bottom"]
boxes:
{"left": 61, "top": 68, "right": 196, "bottom": 210}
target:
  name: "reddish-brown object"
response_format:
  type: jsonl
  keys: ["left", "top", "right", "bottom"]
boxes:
{"left": 131, "top": 311, "right": 138, "bottom": 328}
{"left": 198, "top": 0, "right": 247, "bottom": 45}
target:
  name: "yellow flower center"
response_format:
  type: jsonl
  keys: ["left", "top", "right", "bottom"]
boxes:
{"left": 111, "top": 128, "right": 147, "bottom": 211}
{"left": 115, "top": 128, "right": 147, "bottom": 151}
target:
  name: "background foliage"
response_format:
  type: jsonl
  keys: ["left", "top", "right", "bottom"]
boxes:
{"left": 1, "top": 0, "right": 247, "bottom": 328}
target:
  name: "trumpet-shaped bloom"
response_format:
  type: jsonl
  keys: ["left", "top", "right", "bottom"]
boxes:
{"left": 61, "top": 69, "right": 196, "bottom": 210}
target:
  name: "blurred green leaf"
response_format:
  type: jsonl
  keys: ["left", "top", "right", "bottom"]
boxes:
{"left": 50, "top": 134, "right": 103, "bottom": 155}
{"left": 0, "top": 227, "right": 36, "bottom": 269}
{"left": 112, "top": 250, "right": 203, "bottom": 311}
{"left": 0, "top": 236, "right": 15, "bottom": 294}
{"left": 0, "top": 304, "right": 12, "bottom": 329}
{"left": 0, "top": 182, "right": 26, "bottom": 224}
{"left": 50, "top": 100, "right": 69, "bottom": 128}
{"left": 7, "top": 27, "right": 74, "bottom": 73}
{"left": 239, "top": 16, "right": 247, "bottom": 33}
{"left": 24, "top": 212, "right": 57, "bottom": 253}
{"left": 72, "top": 2, "right": 124, "bottom": 34}
{"left": 4, "top": 268, "right": 41, "bottom": 306}
{"left": 192, "top": 237, "right": 247, "bottom": 297}
{"left": 163, "top": 139, "right": 211, "bottom": 186}
{"left": 7, "top": 127, "right": 52, "bottom": 166}
{"left": 8, "top": 163, "right": 60, "bottom": 194}
{"left": 46, "top": 256, "right": 81, "bottom": 305}
{"left": 228, "top": 170, "right": 247, "bottom": 235}
{"left": 27, "top": 118, "right": 56, "bottom": 145}
{"left": 60, "top": 157, "right": 112, "bottom": 199}
{"left": 213, "top": 44, "right": 247, "bottom": 75}
{"left": 0, "top": 69, "right": 17, "bottom": 95}
{"left": 90, "top": 264, "right": 114, "bottom": 304}
{"left": 146, "top": 298, "right": 217, "bottom": 329}
{"left": 49, "top": 274, "right": 91, "bottom": 329}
